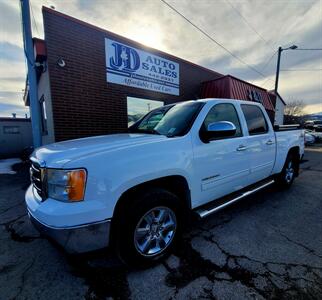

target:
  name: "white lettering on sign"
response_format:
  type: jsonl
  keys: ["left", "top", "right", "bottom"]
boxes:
{"left": 105, "top": 38, "right": 180, "bottom": 96}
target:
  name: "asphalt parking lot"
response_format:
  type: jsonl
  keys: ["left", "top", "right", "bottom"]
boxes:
{"left": 1, "top": 146, "right": 322, "bottom": 300}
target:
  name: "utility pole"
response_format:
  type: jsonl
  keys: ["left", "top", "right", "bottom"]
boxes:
{"left": 274, "top": 47, "right": 282, "bottom": 94}
{"left": 20, "top": 0, "right": 42, "bottom": 147}
{"left": 275, "top": 45, "right": 298, "bottom": 95}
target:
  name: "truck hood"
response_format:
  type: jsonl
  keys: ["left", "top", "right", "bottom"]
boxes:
{"left": 32, "top": 133, "right": 167, "bottom": 168}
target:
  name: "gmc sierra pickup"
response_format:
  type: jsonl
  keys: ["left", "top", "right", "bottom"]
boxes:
{"left": 26, "top": 99, "right": 304, "bottom": 265}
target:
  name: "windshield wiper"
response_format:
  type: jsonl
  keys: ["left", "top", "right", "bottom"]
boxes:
{"left": 130, "top": 129, "right": 161, "bottom": 135}
{"left": 166, "top": 132, "right": 177, "bottom": 138}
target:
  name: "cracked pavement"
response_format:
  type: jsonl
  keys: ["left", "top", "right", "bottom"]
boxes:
{"left": 1, "top": 146, "right": 322, "bottom": 299}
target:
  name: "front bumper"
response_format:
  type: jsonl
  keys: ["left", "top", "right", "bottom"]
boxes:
{"left": 28, "top": 211, "right": 111, "bottom": 253}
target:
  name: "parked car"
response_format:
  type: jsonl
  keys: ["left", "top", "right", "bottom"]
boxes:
{"left": 304, "top": 120, "right": 322, "bottom": 132}
{"left": 304, "top": 131, "right": 316, "bottom": 145}
{"left": 313, "top": 121, "right": 322, "bottom": 132}
{"left": 305, "top": 130, "right": 322, "bottom": 143}
{"left": 26, "top": 99, "right": 304, "bottom": 266}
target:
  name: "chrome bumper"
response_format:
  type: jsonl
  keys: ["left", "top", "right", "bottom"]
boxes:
{"left": 28, "top": 212, "right": 111, "bottom": 253}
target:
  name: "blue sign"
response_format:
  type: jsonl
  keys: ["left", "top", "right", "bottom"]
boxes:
{"left": 105, "top": 38, "right": 180, "bottom": 96}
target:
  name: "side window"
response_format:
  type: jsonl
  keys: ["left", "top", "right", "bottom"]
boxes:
{"left": 241, "top": 104, "right": 268, "bottom": 135}
{"left": 203, "top": 103, "right": 242, "bottom": 138}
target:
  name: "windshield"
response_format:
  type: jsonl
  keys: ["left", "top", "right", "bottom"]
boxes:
{"left": 129, "top": 101, "right": 203, "bottom": 137}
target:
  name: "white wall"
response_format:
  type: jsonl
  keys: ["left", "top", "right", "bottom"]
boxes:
{"left": 274, "top": 96, "right": 285, "bottom": 125}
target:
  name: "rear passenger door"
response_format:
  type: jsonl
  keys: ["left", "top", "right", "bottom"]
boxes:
{"left": 241, "top": 104, "right": 275, "bottom": 183}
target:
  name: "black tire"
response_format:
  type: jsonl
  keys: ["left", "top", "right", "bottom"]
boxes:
{"left": 275, "top": 153, "right": 298, "bottom": 188}
{"left": 114, "top": 188, "right": 182, "bottom": 267}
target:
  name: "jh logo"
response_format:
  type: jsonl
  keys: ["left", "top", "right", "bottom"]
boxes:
{"left": 110, "top": 42, "right": 140, "bottom": 72}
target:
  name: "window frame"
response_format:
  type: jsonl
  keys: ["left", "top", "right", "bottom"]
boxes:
{"left": 241, "top": 104, "right": 269, "bottom": 136}
{"left": 39, "top": 95, "right": 48, "bottom": 136}
{"left": 199, "top": 103, "right": 244, "bottom": 142}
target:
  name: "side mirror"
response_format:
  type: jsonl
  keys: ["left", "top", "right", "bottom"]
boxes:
{"left": 201, "top": 121, "right": 237, "bottom": 142}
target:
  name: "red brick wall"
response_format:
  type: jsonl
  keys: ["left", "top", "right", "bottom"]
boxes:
{"left": 43, "top": 8, "right": 222, "bottom": 141}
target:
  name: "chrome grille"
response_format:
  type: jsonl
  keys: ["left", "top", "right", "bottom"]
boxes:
{"left": 30, "top": 161, "right": 43, "bottom": 198}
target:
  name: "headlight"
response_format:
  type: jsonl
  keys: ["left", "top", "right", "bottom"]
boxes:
{"left": 47, "top": 169, "right": 87, "bottom": 202}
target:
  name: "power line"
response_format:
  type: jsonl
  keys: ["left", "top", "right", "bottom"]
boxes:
{"left": 256, "top": 51, "right": 278, "bottom": 87}
{"left": 260, "top": 51, "right": 277, "bottom": 72}
{"left": 295, "top": 48, "right": 322, "bottom": 51}
{"left": 160, "top": 0, "right": 268, "bottom": 78}
{"left": 225, "top": 0, "right": 274, "bottom": 51}
{"left": 260, "top": 78, "right": 272, "bottom": 86}
{"left": 281, "top": 69, "right": 322, "bottom": 71}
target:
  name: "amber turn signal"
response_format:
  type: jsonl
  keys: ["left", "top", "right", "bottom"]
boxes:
{"left": 67, "top": 169, "right": 86, "bottom": 201}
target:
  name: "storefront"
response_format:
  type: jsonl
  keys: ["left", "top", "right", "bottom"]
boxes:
{"left": 24, "top": 7, "right": 275, "bottom": 144}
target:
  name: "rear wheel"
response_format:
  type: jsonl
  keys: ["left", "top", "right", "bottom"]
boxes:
{"left": 114, "top": 188, "right": 181, "bottom": 267}
{"left": 275, "top": 153, "right": 298, "bottom": 188}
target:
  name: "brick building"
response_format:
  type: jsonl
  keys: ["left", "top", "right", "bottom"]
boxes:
{"left": 24, "top": 7, "right": 275, "bottom": 144}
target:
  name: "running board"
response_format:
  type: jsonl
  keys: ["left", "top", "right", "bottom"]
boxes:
{"left": 195, "top": 179, "right": 275, "bottom": 219}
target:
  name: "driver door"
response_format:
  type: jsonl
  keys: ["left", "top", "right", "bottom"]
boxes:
{"left": 192, "top": 103, "right": 251, "bottom": 206}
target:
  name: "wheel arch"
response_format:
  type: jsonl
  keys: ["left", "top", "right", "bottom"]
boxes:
{"left": 110, "top": 175, "right": 191, "bottom": 246}
{"left": 113, "top": 175, "right": 191, "bottom": 217}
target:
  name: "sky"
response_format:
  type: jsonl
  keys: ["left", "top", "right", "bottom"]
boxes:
{"left": 0, "top": 0, "right": 321, "bottom": 118}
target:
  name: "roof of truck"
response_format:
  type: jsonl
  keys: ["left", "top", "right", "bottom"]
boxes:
{"left": 197, "top": 98, "right": 265, "bottom": 106}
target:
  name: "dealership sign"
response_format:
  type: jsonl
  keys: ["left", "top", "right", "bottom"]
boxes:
{"left": 105, "top": 38, "right": 179, "bottom": 96}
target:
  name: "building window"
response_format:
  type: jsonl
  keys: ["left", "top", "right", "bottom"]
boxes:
{"left": 3, "top": 126, "right": 20, "bottom": 134}
{"left": 39, "top": 95, "right": 48, "bottom": 135}
{"left": 127, "top": 97, "right": 164, "bottom": 127}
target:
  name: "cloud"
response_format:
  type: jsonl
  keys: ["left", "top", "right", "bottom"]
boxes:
{"left": 0, "top": 42, "right": 24, "bottom": 61}
{"left": 0, "top": 0, "right": 321, "bottom": 115}
{"left": 0, "top": 102, "right": 29, "bottom": 118}
{"left": 304, "top": 103, "right": 322, "bottom": 114}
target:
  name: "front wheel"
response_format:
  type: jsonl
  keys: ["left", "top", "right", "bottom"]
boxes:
{"left": 115, "top": 188, "right": 181, "bottom": 267}
{"left": 134, "top": 206, "right": 177, "bottom": 257}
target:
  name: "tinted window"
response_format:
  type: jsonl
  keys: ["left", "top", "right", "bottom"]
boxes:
{"left": 203, "top": 103, "right": 242, "bottom": 138}
{"left": 241, "top": 104, "right": 268, "bottom": 135}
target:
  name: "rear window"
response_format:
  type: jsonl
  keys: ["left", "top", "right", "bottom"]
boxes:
{"left": 241, "top": 105, "right": 268, "bottom": 135}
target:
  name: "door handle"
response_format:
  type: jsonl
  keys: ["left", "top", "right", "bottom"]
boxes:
{"left": 236, "top": 145, "right": 247, "bottom": 151}
{"left": 266, "top": 140, "right": 274, "bottom": 145}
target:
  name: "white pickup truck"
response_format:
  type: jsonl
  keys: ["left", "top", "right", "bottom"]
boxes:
{"left": 26, "top": 99, "right": 304, "bottom": 265}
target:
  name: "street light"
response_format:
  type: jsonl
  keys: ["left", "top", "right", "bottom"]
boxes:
{"left": 274, "top": 45, "right": 298, "bottom": 94}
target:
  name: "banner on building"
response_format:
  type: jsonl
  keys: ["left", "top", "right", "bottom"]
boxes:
{"left": 105, "top": 38, "right": 179, "bottom": 96}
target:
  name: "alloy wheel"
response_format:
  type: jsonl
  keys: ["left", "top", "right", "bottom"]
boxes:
{"left": 134, "top": 206, "right": 177, "bottom": 257}
{"left": 285, "top": 160, "right": 294, "bottom": 183}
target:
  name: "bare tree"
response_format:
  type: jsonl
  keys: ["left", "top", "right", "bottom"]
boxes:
{"left": 284, "top": 100, "right": 305, "bottom": 124}
{"left": 284, "top": 100, "right": 305, "bottom": 116}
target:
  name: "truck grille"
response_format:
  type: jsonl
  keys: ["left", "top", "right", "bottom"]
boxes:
{"left": 30, "top": 161, "right": 44, "bottom": 199}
